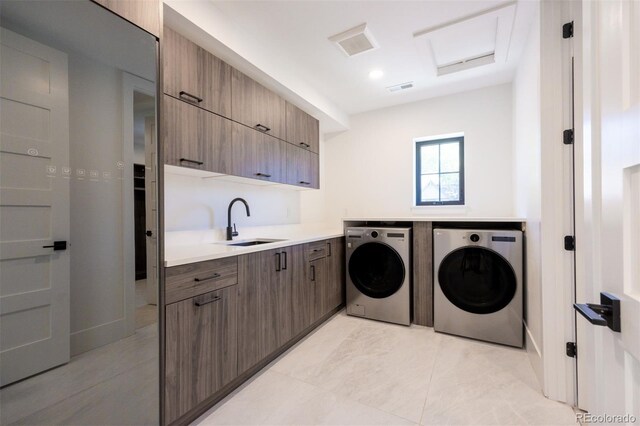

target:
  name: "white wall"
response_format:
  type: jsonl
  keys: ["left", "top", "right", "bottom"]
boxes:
{"left": 164, "top": 172, "right": 301, "bottom": 233}
{"left": 512, "top": 3, "right": 543, "bottom": 386}
{"left": 321, "top": 84, "right": 514, "bottom": 224}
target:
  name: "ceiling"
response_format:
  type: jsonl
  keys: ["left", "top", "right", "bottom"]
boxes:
{"left": 209, "top": 0, "right": 536, "bottom": 116}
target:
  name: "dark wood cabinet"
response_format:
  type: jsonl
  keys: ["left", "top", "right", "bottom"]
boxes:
{"left": 231, "top": 68, "right": 286, "bottom": 140}
{"left": 309, "top": 257, "right": 327, "bottom": 323}
{"left": 92, "top": 0, "right": 160, "bottom": 37}
{"left": 285, "top": 102, "right": 319, "bottom": 154}
{"left": 231, "top": 122, "right": 285, "bottom": 183}
{"left": 164, "top": 286, "right": 238, "bottom": 424}
{"left": 163, "top": 95, "right": 232, "bottom": 173}
{"left": 285, "top": 143, "right": 319, "bottom": 188}
{"left": 326, "top": 238, "right": 345, "bottom": 311}
{"left": 163, "top": 26, "right": 231, "bottom": 117}
{"left": 288, "top": 244, "right": 310, "bottom": 336}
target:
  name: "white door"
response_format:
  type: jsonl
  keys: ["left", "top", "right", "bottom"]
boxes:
{"left": 144, "top": 115, "right": 158, "bottom": 305}
{"left": 0, "top": 28, "right": 70, "bottom": 386}
{"left": 575, "top": 0, "right": 640, "bottom": 419}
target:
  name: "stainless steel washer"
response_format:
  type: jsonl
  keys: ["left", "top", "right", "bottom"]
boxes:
{"left": 434, "top": 228, "right": 523, "bottom": 347}
{"left": 346, "top": 227, "right": 411, "bottom": 325}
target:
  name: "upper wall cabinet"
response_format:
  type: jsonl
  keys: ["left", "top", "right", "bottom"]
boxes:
{"left": 285, "top": 102, "right": 319, "bottom": 154}
{"left": 231, "top": 122, "right": 286, "bottom": 183}
{"left": 163, "top": 27, "right": 232, "bottom": 117}
{"left": 231, "top": 68, "right": 286, "bottom": 140}
{"left": 285, "top": 143, "right": 319, "bottom": 189}
{"left": 92, "top": 0, "right": 160, "bottom": 37}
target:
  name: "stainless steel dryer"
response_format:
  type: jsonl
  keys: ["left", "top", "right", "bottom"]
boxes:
{"left": 346, "top": 227, "right": 411, "bottom": 325}
{"left": 434, "top": 228, "right": 523, "bottom": 347}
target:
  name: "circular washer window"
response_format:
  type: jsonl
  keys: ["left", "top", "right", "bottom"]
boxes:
{"left": 348, "top": 242, "right": 405, "bottom": 299}
{"left": 438, "top": 246, "right": 516, "bottom": 314}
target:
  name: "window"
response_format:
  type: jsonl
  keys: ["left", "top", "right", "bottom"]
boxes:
{"left": 415, "top": 135, "right": 464, "bottom": 205}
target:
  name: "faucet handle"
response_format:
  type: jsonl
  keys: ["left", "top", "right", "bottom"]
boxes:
{"left": 232, "top": 223, "right": 239, "bottom": 237}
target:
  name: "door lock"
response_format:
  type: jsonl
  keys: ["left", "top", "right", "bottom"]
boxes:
{"left": 43, "top": 241, "right": 67, "bottom": 251}
{"left": 574, "top": 292, "right": 621, "bottom": 332}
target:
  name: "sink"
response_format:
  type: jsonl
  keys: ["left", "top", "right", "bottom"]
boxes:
{"left": 217, "top": 238, "right": 286, "bottom": 247}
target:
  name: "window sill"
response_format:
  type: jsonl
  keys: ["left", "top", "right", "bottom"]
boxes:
{"left": 410, "top": 205, "right": 468, "bottom": 215}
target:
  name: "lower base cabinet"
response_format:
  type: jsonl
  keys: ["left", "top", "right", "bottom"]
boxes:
{"left": 164, "top": 286, "right": 238, "bottom": 424}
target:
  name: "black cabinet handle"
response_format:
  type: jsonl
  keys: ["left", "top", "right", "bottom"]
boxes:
{"left": 194, "top": 273, "right": 221, "bottom": 283}
{"left": 299, "top": 142, "right": 310, "bottom": 149}
{"left": 312, "top": 248, "right": 324, "bottom": 253}
{"left": 256, "top": 172, "right": 272, "bottom": 178}
{"left": 180, "top": 158, "right": 204, "bottom": 166}
{"left": 282, "top": 251, "right": 287, "bottom": 270}
{"left": 299, "top": 181, "right": 311, "bottom": 185}
{"left": 43, "top": 241, "right": 67, "bottom": 251}
{"left": 179, "top": 91, "right": 203, "bottom": 104}
{"left": 276, "top": 252, "right": 281, "bottom": 272}
{"left": 574, "top": 292, "right": 621, "bottom": 332}
{"left": 310, "top": 265, "right": 316, "bottom": 281}
{"left": 194, "top": 295, "right": 221, "bottom": 306}
{"left": 255, "top": 124, "right": 271, "bottom": 132}
{"left": 327, "top": 242, "right": 332, "bottom": 257}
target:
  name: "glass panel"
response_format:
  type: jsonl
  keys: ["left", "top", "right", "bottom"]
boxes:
{"left": 420, "top": 144, "right": 439, "bottom": 174}
{"left": 440, "top": 173, "right": 460, "bottom": 202}
{"left": 348, "top": 243, "right": 405, "bottom": 298}
{"left": 421, "top": 174, "right": 440, "bottom": 202}
{"left": 440, "top": 142, "right": 460, "bottom": 173}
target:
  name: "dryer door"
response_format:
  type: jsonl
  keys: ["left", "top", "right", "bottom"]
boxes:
{"left": 348, "top": 242, "right": 405, "bottom": 299}
{"left": 438, "top": 246, "right": 516, "bottom": 314}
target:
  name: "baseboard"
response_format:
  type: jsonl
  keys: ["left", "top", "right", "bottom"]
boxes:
{"left": 524, "top": 321, "right": 544, "bottom": 391}
{"left": 70, "top": 317, "right": 132, "bottom": 356}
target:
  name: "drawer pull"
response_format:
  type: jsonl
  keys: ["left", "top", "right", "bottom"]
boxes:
{"left": 180, "top": 158, "right": 204, "bottom": 166}
{"left": 255, "top": 123, "right": 271, "bottom": 133}
{"left": 179, "top": 91, "right": 203, "bottom": 104}
{"left": 299, "top": 142, "right": 310, "bottom": 149}
{"left": 256, "top": 172, "right": 272, "bottom": 178}
{"left": 299, "top": 181, "right": 311, "bottom": 185}
{"left": 312, "top": 248, "right": 324, "bottom": 253}
{"left": 194, "top": 295, "right": 221, "bottom": 307}
{"left": 310, "top": 265, "right": 316, "bottom": 281}
{"left": 194, "top": 273, "right": 221, "bottom": 283}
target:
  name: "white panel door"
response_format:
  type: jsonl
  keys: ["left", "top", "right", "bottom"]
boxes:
{"left": 576, "top": 0, "right": 640, "bottom": 419}
{"left": 0, "top": 28, "right": 70, "bottom": 386}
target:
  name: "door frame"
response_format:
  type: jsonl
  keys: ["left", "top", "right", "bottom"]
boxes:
{"left": 122, "top": 72, "right": 156, "bottom": 335}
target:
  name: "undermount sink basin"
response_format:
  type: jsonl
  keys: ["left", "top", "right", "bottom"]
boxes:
{"left": 219, "top": 238, "right": 286, "bottom": 247}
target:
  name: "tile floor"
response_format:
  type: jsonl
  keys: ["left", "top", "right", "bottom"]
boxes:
{"left": 195, "top": 311, "right": 576, "bottom": 426}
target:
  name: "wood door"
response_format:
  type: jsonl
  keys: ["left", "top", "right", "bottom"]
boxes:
{"left": 285, "top": 102, "right": 319, "bottom": 154}
{"left": 575, "top": 0, "right": 640, "bottom": 416}
{"left": 231, "top": 121, "right": 259, "bottom": 180}
{"left": 198, "top": 46, "right": 231, "bottom": 117}
{"left": 162, "top": 27, "right": 199, "bottom": 106}
{"left": 237, "top": 252, "right": 261, "bottom": 374}
{"left": 276, "top": 247, "right": 295, "bottom": 345}
{"left": 231, "top": 68, "right": 285, "bottom": 139}
{"left": 163, "top": 95, "right": 204, "bottom": 170}
{"left": 164, "top": 286, "right": 238, "bottom": 424}
{"left": 202, "top": 108, "right": 232, "bottom": 175}
{"left": 0, "top": 28, "right": 70, "bottom": 386}
{"left": 285, "top": 143, "right": 319, "bottom": 188}
{"left": 92, "top": 0, "right": 159, "bottom": 37}
{"left": 289, "top": 244, "right": 311, "bottom": 336}
{"left": 326, "top": 238, "right": 345, "bottom": 311}
{"left": 258, "top": 249, "right": 284, "bottom": 357}
{"left": 255, "top": 134, "right": 285, "bottom": 183}
{"left": 309, "top": 257, "right": 327, "bottom": 323}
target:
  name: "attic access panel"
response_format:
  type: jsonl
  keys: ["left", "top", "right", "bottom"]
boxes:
{"left": 413, "top": 2, "right": 516, "bottom": 76}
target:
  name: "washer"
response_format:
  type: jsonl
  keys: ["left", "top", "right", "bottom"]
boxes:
{"left": 434, "top": 228, "right": 523, "bottom": 347}
{"left": 346, "top": 227, "right": 411, "bottom": 326}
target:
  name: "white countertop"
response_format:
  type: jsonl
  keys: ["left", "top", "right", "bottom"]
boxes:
{"left": 343, "top": 217, "right": 525, "bottom": 222}
{"left": 165, "top": 223, "right": 343, "bottom": 267}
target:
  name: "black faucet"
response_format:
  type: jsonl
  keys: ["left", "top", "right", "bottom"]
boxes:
{"left": 226, "top": 198, "right": 251, "bottom": 240}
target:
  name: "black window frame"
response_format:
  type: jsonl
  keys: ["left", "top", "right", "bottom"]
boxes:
{"left": 415, "top": 136, "right": 465, "bottom": 206}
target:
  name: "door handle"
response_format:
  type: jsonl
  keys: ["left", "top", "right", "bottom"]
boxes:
{"left": 327, "top": 242, "right": 332, "bottom": 257}
{"left": 43, "top": 241, "right": 67, "bottom": 251}
{"left": 178, "top": 91, "right": 203, "bottom": 104}
{"left": 299, "top": 181, "right": 311, "bottom": 185}
{"left": 255, "top": 124, "right": 271, "bottom": 133}
{"left": 179, "top": 158, "right": 204, "bottom": 166}
{"left": 310, "top": 265, "right": 315, "bottom": 281}
{"left": 276, "top": 252, "right": 281, "bottom": 272}
{"left": 574, "top": 292, "right": 621, "bottom": 332}
{"left": 282, "top": 251, "right": 287, "bottom": 270}
{"left": 145, "top": 230, "right": 153, "bottom": 237}
{"left": 194, "top": 273, "right": 221, "bottom": 283}
{"left": 255, "top": 172, "right": 272, "bottom": 178}
{"left": 194, "top": 295, "right": 221, "bottom": 306}
{"left": 299, "top": 142, "right": 310, "bottom": 149}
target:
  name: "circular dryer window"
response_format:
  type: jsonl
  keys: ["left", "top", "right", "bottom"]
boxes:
{"left": 438, "top": 246, "right": 516, "bottom": 314}
{"left": 348, "top": 242, "right": 405, "bottom": 299}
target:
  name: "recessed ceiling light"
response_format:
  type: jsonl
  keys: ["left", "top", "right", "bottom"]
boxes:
{"left": 369, "top": 69, "right": 384, "bottom": 80}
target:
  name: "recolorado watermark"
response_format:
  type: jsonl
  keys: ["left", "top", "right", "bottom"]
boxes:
{"left": 576, "top": 413, "right": 637, "bottom": 424}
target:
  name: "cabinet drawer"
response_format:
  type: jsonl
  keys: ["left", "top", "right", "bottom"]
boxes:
{"left": 306, "top": 241, "right": 327, "bottom": 261}
{"left": 165, "top": 257, "right": 238, "bottom": 304}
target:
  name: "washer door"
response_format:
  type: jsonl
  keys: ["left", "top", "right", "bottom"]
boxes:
{"left": 438, "top": 246, "right": 516, "bottom": 314}
{"left": 348, "top": 242, "right": 405, "bottom": 299}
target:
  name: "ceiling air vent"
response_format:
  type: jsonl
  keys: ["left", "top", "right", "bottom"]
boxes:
{"left": 387, "top": 82, "right": 414, "bottom": 92}
{"left": 329, "top": 23, "right": 378, "bottom": 57}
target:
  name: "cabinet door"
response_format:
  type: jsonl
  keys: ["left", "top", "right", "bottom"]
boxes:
{"left": 232, "top": 122, "right": 285, "bottom": 183}
{"left": 285, "top": 102, "right": 319, "bottom": 154}
{"left": 258, "top": 249, "right": 284, "bottom": 358}
{"left": 237, "top": 253, "right": 261, "bottom": 374}
{"left": 309, "top": 257, "right": 327, "bottom": 323}
{"left": 285, "top": 143, "right": 319, "bottom": 188}
{"left": 256, "top": 134, "right": 285, "bottom": 183}
{"left": 199, "top": 47, "right": 231, "bottom": 117}
{"left": 285, "top": 245, "right": 308, "bottom": 338}
{"left": 231, "top": 69, "right": 285, "bottom": 139}
{"left": 93, "top": 0, "right": 160, "bottom": 37}
{"left": 163, "top": 95, "right": 204, "bottom": 170}
{"left": 165, "top": 287, "right": 238, "bottom": 424}
{"left": 326, "top": 238, "right": 345, "bottom": 311}
{"left": 203, "top": 109, "right": 233, "bottom": 174}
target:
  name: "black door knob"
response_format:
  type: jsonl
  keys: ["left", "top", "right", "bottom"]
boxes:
{"left": 145, "top": 230, "right": 153, "bottom": 237}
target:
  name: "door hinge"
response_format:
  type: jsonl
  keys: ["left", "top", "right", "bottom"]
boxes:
{"left": 566, "top": 342, "right": 577, "bottom": 358}
{"left": 564, "top": 235, "right": 575, "bottom": 251}
{"left": 563, "top": 129, "right": 574, "bottom": 145}
{"left": 563, "top": 21, "right": 574, "bottom": 39}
